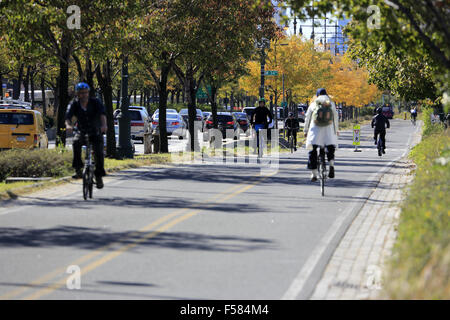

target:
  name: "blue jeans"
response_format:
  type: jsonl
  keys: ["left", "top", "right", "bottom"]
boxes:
{"left": 254, "top": 124, "right": 265, "bottom": 149}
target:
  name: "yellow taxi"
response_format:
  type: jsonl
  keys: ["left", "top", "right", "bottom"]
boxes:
{"left": 0, "top": 106, "right": 48, "bottom": 150}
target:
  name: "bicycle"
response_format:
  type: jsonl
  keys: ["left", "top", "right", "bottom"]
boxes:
{"left": 318, "top": 147, "right": 327, "bottom": 196}
{"left": 81, "top": 133, "right": 96, "bottom": 200}
{"left": 411, "top": 115, "right": 417, "bottom": 126}
{"left": 286, "top": 128, "right": 295, "bottom": 153}
{"left": 377, "top": 134, "right": 383, "bottom": 157}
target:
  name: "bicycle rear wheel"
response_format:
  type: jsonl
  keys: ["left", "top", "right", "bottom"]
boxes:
{"left": 88, "top": 170, "right": 93, "bottom": 199}
{"left": 377, "top": 137, "right": 382, "bottom": 157}
{"left": 82, "top": 170, "right": 89, "bottom": 200}
{"left": 258, "top": 133, "right": 263, "bottom": 159}
{"left": 319, "top": 151, "right": 326, "bottom": 197}
{"left": 289, "top": 135, "right": 294, "bottom": 153}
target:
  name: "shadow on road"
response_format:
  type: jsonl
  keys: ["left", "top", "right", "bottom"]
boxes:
{"left": 14, "top": 195, "right": 268, "bottom": 213}
{"left": 0, "top": 226, "right": 276, "bottom": 252}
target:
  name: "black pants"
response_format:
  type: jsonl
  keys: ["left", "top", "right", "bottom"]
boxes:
{"left": 374, "top": 129, "right": 386, "bottom": 149}
{"left": 308, "top": 145, "right": 335, "bottom": 170}
{"left": 72, "top": 133, "right": 105, "bottom": 177}
{"left": 286, "top": 129, "right": 298, "bottom": 146}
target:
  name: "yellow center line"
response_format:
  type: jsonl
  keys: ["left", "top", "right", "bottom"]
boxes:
{"left": 1, "top": 172, "right": 266, "bottom": 300}
{"left": 22, "top": 171, "right": 278, "bottom": 300}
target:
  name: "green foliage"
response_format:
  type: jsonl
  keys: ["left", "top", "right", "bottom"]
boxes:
{"left": 287, "top": 0, "right": 449, "bottom": 98}
{"left": 384, "top": 129, "right": 450, "bottom": 299}
{"left": 422, "top": 106, "right": 445, "bottom": 137}
{"left": 0, "top": 149, "right": 73, "bottom": 182}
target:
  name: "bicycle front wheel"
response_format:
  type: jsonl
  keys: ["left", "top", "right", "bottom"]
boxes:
{"left": 82, "top": 171, "right": 89, "bottom": 200}
{"left": 88, "top": 171, "right": 94, "bottom": 199}
{"left": 377, "top": 138, "right": 382, "bottom": 157}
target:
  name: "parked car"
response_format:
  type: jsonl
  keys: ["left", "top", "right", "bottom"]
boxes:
{"left": 129, "top": 106, "right": 149, "bottom": 117}
{"left": 243, "top": 107, "right": 256, "bottom": 122}
{"left": 0, "top": 107, "right": 48, "bottom": 150}
{"left": 202, "top": 111, "right": 211, "bottom": 121}
{"left": 151, "top": 112, "right": 187, "bottom": 139}
{"left": 204, "top": 112, "right": 240, "bottom": 140}
{"left": 382, "top": 105, "right": 394, "bottom": 119}
{"left": 103, "top": 125, "right": 135, "bottom": 155}
{"left": 113, "top": 108, "right": 149, "bottom": 142}
{"left": 153, "top": 108, "right": 178, "bottom": 116}
{"left": 297, "top": 105, "right": 306, "bottom": 123}
{"left": 179, "top": 108, "right": 204, "bottom": 131}
{"left": 232, "top": 112, "right": 250, "bottom": 135}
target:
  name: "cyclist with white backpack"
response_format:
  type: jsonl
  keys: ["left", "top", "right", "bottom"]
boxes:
{"left": 304, "top": 88, "right": 339, "bottom": 182}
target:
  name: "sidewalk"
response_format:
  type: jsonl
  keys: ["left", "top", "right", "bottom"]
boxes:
{"left": 310, "top": 123, "right": 422, "bottom": 300}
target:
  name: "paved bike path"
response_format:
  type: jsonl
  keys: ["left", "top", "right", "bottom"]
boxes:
{"left": 0, "top": 120, "right": 417, "bottom": 299}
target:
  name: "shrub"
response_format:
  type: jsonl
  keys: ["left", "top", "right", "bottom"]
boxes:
{"left": 422, "top": 106, "right": 445, "bottom": 137}
{"left": 383, "top": 128, "right": 450, "bottom": 299}
{"left": 0, "top": 149, "right": 73, "bottom": 182}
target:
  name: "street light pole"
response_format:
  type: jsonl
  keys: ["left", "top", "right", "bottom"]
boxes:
{"left": 260, "top": 46, "right": 266, "bottom": 100}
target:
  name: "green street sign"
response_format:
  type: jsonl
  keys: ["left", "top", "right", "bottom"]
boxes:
{"left": 264, "top": 70, "right": 279, "bottom": 76}
{"left": 196, "top": 85, "right": 211, "bottom": 99}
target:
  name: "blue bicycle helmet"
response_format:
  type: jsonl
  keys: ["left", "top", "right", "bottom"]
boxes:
{"left": 75, "top": 82, "right": 90, "bottom": 92}
{"left": 316, "top": 88, "right": 327, "bottom": 97}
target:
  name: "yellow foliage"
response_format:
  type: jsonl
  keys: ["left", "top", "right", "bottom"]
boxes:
{"left": 238, "top": 35, "right": 380, "bottom": 107}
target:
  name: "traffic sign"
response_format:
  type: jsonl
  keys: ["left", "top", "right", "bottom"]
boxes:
{"left": 264, "top": 70, "right": 278, "bottom": 76}
{"left": 353, "top": 124, "right": 361, "bottom": 145}
{"left": 353, "top": 124, "right": 362, "bottom": 152}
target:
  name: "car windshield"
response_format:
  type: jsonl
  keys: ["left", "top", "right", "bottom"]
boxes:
{"left": 179, "top": 109, "right": 188, "bottom": 115}
{"left": 0, "top": 112, "right": 34, "bottom": 125}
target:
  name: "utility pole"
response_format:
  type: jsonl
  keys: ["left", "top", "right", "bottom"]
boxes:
{"left": 117, "top": 55, "right": 134, "bottom": 159}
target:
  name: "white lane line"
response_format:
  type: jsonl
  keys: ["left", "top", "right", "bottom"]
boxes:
{"left": 281, "top": 122, "right": 420, "bottom": 300}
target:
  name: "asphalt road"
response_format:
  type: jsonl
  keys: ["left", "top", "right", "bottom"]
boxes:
{"left": 0, "top": 120, "right": 418, "bottom": 300}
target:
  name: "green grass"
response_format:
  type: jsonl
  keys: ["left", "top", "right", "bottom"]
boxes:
{"left": 383, "top": 128, "right": 450, "bottom": 299}
{"left": 0, "top": 150, "right": 173, "bottom": 200}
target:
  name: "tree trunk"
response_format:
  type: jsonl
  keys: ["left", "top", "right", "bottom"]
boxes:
{"left": 96, "top": 59, "right": 116, "bottom": 158}
{"left": 30, "top": 67, "right": 35, "bottom": 108}
{"left": 56, "top": 43, "right": 71, "bottom": 146}
{"left": 116, "top": 87, "right": 121, "bottom": 110}
{"left": 86, "top": 59, "right": 95, "bottom": 98}
{"left": 13, "top": 64, "right": 24, "bottom": 100}
{"left": 24, "top": 65, "right": 31, "bottom": 102}
{"left": 0, "top": 72, "right": 3, "bottom": 100}
{"left": 158, "top": 62, "right": 171, "bottom": 153}
{"left": 210, "top": 85, "right": 218, "bottom": 129}
{"left": 41, "top": 74, "right": 47, "bottom": 117}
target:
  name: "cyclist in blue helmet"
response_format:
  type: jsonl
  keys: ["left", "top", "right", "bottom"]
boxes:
{"left": 66, "top": 82, "right": 107, "bottom": 188}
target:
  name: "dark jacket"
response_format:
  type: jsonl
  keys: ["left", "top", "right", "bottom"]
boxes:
{"left": 66, "top": 97, "right": 106, "bottom": 134}
{"left": 371, "top": 114, "right": 390, "bottom": 131}
{"left": 285, "top": 118, "right": 299, "bottom": 130}
{"left": 252, "top": 106, "right": 273, "bottom": 125}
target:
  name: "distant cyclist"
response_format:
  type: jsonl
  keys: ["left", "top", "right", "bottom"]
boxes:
{"left": 371, "top": 107, "right": 390, "bottom": 154}
{"left": 410, "top": 106, "right": 418, "bottom": 123}
{"left": 65, "top": 82, "right": 107, "bottom": 189}
{"left": 304, "top": 88, "right": 339, "bottom": 182}
{"left": 284, "top": 112, "right": 300, "bottom": 151}
{"left": 251, "top": 98, "right": 273, "bottom": 153}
